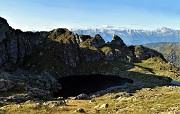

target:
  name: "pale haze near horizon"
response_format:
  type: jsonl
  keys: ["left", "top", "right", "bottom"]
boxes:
{"left": 0, "top": 0, "right": 180, "bottom": 31}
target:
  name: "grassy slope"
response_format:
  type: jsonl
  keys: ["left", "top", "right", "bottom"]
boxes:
{"left": 1, "top": 57, "right": 180, "bottom": 114}
{"left": 145, "top": 42, "right": 180, "bottom": 68}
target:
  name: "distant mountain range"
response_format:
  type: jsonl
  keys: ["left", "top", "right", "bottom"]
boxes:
{"left": 72, "top": 27, "right": 180, "bottom": 45}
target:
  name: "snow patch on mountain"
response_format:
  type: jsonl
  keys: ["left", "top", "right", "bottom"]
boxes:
{"left": 72, "top": 27, "right": 180, "bottom": 45}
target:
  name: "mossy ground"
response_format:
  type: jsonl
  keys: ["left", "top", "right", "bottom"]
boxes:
{"left": 0, "top": 57, "right": 180, "bottom": 114}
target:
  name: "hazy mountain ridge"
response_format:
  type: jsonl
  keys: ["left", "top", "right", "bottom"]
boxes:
{"left": 72, "top": 27, "right": 180, "bottom": 45}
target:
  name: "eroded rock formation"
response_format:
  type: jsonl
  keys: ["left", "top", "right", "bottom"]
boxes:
{"left": 0, "top": 17, "right": 167, "bottom": 98}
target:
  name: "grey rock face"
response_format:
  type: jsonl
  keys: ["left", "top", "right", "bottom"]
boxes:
{"left": 72, "top": 93, "right": 90, "bottom": 100}
{"left": 81, "top": 48, "right": 105, "bottom": 62}
{"left": 133, "top": 45, "right": 166, "bottom": 61}
{"left": 0, "top": 17, "right": 167, "bottom": 71}
{"left": 37, "top": 71, "right": 62, "bottom": 91}
{"left": 0, "top": 18, "right": 80, "bottom": 69}
{"left": 91, "top": 34, "right": 105, "bottom": 48}
{"left": 48, "top": 28, "right": 80, "bottom": 68}
{"left": 29, "top": 88, "right": 51, "bottom": 99}
{"left": 104, "top": 50, "right": 114, "bottom": 60}
{"left": 0, "top": 70, "right": 13, "bottom": 80}
{"left": 0, "top": 79, "right": 14, "bottom": 91}
{"left": 0, "top": 17, "right": 169, "bottom": 98}
{"left": 0, "top": 68, "right": 61, "bottom": 99}
{"left": 12, "top": 69, "right": 61, "bottom": 91}
{"left": 111, "top": 35, "right": 126, "bottom": 47}
{"left": 0, "top": 17, "right": 9, "bottom": 67}
{"left": 0, "top": 44, "right": 6, "bottom": 66}
{"left": 79, "top": 35, "right": 92, "bottom": 42}
{"left": 0, "top": 17, "right": 9, "bottom": 43}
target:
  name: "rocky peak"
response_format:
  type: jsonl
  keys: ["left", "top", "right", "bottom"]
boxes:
{"left": 110, "top": 35, "right": 126, "bottom": 47}
{"left": 48, "top": 28, "right": 75, "bottom": 42}
{"left": 79, "top": 34, "right": 105, "bottom": 48}
{"left": 94, "top": 34, "right": 103, "bottom": 40}
{"left": 91, "top": 34, "right": 105, "bottom": 48}
{"left": 158, "top": 27, "right": 172, "bottom": 33}
{"left": 132, "top": 45, "right": 166, "bottom": 61}
{"left": 0, "top": 17, "right": 9, "bottom": 26}
{"left": 79, "top": 35, "right": 92, "bottom": 42}
{"left": 0, "top": 17, "right": 9, "bottom": 43}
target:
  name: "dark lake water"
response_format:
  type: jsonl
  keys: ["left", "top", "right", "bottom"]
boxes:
{"left": 54, "top": 74, "right": 133, "bottom": 97}
{"left": 170, "top": 81, "right": 180, "bottom": 86}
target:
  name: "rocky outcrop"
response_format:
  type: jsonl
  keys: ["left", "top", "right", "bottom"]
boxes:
{"left": 0, "top": 27, "right": 49, "bottom": 70}
{"left": 0, "top": 17, "right": 9, "bottom": 67}
{"left": 0, "top": 17, "right": 169, "bottom": 98}
{"left": 0, "top": 18, "right": 80, "bottom": 69}
{"left": 0, "top": 17, "right": 167, "bottom": 72}
{"left": 91, "top": 34, "right": 105, "bottom": 48}
{"left": 72, "top": 93, "right": 90, "bottom": 100}
{"left": 79, "top": 34, "right": 92, "bottom": 42}
{"left": 129, "top": 45, "right": 166, "bottom": 62}
{"left": 0, "top": 69, "right": 61, "bottom": 99}
{"left": 11, "top": 69, "right": 62, "bottom": 91}
{"left": 0, "top": 79, "right": 14, "bottom": 91}
{"left": 100, "top": 35, "right": 130, "bottom": 61}
{"left": 29, "top": 88, "right": 51, "bottom": 99}
{"left": 80, "top": 48, "right": 105, "bottom": 62}
{"left": 110, "top": 35, "right": 126, "bottom": 47}
{"left": 0, "top": 17, "right": 9, "bottom": 43}
{"left": 79, "top": 34, "right": 105, "bottom": 48}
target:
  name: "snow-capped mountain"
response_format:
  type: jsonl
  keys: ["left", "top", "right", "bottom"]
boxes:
{"left": 71, "top": 27, "right": 180, "bottom": 45}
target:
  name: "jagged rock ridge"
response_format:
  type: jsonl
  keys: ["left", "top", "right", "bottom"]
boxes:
{"left": 0, "top": 17, "right": 167, "bottom": 98}
{"left": 0, "top": 17, "right": 166, "bottom": 71}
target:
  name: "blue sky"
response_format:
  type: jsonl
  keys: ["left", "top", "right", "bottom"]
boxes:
{"left": 0, "top": 0, "right": 180, "bottom": 31}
